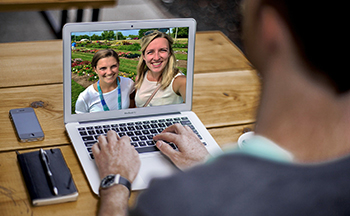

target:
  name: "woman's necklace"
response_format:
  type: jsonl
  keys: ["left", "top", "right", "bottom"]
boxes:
{"left": 97, "top": 77, "right": 121, "bottom": 111}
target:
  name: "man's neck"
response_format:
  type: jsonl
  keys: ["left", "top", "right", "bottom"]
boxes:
{"left": 255, "top": 64, "right": 350, "bottom": 163}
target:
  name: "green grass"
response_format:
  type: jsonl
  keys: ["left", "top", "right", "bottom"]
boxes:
{"left": 72, "top": 52, "right": 94, "bottom": 61}
{"left": 119, "top": 58, "right": 138, "bottom": 74}
{"left": 71, "top": 79, "right": 86, "bottom": 114}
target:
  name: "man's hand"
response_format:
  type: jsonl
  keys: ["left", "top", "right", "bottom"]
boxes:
{"left": 92, "top": 130, "right": 140, "bottom": 182}
{"left": 154, "top": 123, "right": 210, "bottom": 170}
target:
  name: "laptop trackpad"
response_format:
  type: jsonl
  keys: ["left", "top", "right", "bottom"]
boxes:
{"left": 132, "top": 154, "right": 177, "bottom": 190}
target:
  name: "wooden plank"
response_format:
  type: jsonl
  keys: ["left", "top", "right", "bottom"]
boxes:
{"left": 209, "top": 123, "right": 255, "bottom": 148}
{"left": 0, "top": 40, "right": 63, "bottom": 88}
{"left": 0, "top": 84, "right": 69, "bottom": 151}
{"left": 193, "top": 70, "right": 261, "bottom": 128}
{"left": 0, "top": 0, "right": 116, "bottom": 11}
{"left": 194, "top": 31, "right": 253, "bottom": 73}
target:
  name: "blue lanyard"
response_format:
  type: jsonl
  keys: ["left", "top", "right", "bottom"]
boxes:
{"left": 97, "top": 77, "right": 121, "bottom": 111}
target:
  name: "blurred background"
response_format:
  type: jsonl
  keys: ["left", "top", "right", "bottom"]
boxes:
{"left": 0, "top": 0, "right": 243, "bottom": 49}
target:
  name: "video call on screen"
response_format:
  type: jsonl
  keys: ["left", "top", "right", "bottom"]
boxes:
{"left": 70, "top": 27, "right": 189, "bottom": 114}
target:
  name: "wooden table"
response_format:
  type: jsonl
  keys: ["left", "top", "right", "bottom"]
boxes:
{"left": 0, "top": 31, "right": 260, "bottom": 215}
{"left": 0, "top": 0, "right": 116, "bottom": 12}
{"left": 0, "top": 0, "right": 117, "bottom": 39}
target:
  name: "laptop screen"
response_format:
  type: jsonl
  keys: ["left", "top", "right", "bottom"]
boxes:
{"left": 63, "top": 19, "right": 196, "bottom": 123}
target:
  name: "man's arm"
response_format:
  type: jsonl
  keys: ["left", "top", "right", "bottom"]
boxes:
{"left": 92, "top": 124, "right": 210, "bottom": 216}
{"left": 92, "top": 131, "right": 140, "bottom": 216}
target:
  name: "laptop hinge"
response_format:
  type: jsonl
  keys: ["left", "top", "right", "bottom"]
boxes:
{"left": 78, "top": 112, "right": 182, "bottom": 125}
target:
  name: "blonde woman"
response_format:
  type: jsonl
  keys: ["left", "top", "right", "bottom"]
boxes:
{"left": 134, "top": 30, "right": 186, "bottom": 107}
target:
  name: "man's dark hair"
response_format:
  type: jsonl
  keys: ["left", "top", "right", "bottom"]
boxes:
{"left": 261, "top": 0, "right": 349, "bottom": 93}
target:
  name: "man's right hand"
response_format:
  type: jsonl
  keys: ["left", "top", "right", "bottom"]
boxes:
{"left": 154, "top": 123, "right": 210, "bottom": 170}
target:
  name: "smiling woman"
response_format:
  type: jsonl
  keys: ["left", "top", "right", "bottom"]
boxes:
{"left": 134, "top": 31, "right": 186, "bottom": 108}
{"left": 75, "top": 49, "right": 135, "bottom": 113}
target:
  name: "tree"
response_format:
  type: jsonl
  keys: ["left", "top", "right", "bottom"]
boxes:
{"left": 116, "top": 32, "right": 125, "bottom": 40}
{"left": 101, "top": 31, "right": 116, "bottom": 41}
{"left": 172, "top": 27, "right": 189, "bottom": 38}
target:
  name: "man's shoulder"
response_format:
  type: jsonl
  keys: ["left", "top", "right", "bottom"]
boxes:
{"left": 131, "top": 153, "right": 350, "bottom": 216}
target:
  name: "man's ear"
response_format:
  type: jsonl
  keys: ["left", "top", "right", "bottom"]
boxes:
{"left": 260, "top": 6, "right": 285, "bottom": 56}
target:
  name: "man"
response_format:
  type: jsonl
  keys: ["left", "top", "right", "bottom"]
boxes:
{"left": 92, "top": 0, "right": 350, "bottom": 215}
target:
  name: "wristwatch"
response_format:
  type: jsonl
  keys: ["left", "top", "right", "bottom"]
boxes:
{"left": 100, "top": 174, "right": 131, "bottom": 194}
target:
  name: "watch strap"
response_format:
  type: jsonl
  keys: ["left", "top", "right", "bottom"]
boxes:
{"left": 100, "top": 174, "right": 131, "bottom": 195}
{"left": 116, "top": 174, "right": 131, "bottom": 193}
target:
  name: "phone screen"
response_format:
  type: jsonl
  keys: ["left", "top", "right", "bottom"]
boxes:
{"left": 10, "top": 108, "right": 44, "bottom": 141}
{"left": 12, "top": 111, "right": 42, "bottom": 134}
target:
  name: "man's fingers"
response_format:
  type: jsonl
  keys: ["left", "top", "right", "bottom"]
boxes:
{"left": 92, "top": 142, "right": 100, "bottom": 156}
{"left": 156, "top": 140, "right": 178, "bottom": 160}
{"left": 153, "top": 132, "right": 178, "bottom": 144}
{"left": 161, "top": 123, "right": 186, "bottom": 134}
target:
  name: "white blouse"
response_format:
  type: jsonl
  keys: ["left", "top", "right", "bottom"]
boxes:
{"left": 75, "top": 77, "right": 134, "bottom": 113}
{"left": 135, "top": 72, "right": 184, "bottom": 108}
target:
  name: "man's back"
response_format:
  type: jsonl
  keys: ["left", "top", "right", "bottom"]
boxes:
{"left": 132, "top": 153, "right": 350, "bottom": 216}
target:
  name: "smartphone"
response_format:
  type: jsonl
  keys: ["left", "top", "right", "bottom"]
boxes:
{"left": 9, "top": 107, "right": 44, "bottom": 142}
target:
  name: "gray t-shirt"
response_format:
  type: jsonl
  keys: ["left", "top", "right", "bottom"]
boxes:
{"left": 131, "top": 153, "right": 350, "bottom": 215}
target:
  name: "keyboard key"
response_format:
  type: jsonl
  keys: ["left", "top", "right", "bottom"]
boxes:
{"left": 79, "top": 131, "right": 87, "bottom": 136}
{"left": 128, "top": 126, "right": 135, "bottom": 131}
{"left": 142, "top": 130, "right": 150, "bottom": 135}
{"left": 151, "top": 124, "right": 158, "bottom": 128}
{"left": 88, "top": 130, "right": 96, "bottom": 135}
{"left": 127, "top": 132, "right": 134, "bottom": 136}
{"left": 84, "top": 141, "right": 96, "bottom": 147}
{"left": 118, "top": 132, "right": 126, "bottom": 137}
{"left": 138, "top": 142, "right": 147, "bottom": 147}
{"left": 136, "top": 146, "right": 159, "bottom": 153}
{"left": 158, "top": 123, "right": 166, "bottom": 127}
{"left": 135, "top": 125, "right": 143, "bottom": 130}
{"left": 131, "top": 137, "right": 139, "bottom": 142}
{"left": 82, "top": 136, "right": 94, "bottom": 141}
{"left": 96, "top": 129, "right": 104, "bottom": 134}
{"left": 146, "top": 141, "right": 155, "bottom": 146}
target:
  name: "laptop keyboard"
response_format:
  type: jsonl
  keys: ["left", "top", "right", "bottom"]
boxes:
{"left": 77, "top": 117, "right": 205, "bottom": 159}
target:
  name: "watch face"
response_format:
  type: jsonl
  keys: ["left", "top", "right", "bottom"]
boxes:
{"left": 102, "top": 175, "right": 115, "bottom": 188}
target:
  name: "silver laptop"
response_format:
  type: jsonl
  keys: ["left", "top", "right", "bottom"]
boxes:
{"left": 63, "top": 18, "right": 222, "bottom": 195}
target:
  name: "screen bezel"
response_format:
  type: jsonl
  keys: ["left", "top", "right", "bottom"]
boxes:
{"left": 63, "top": 19, "right": 196, "bottom": 124}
